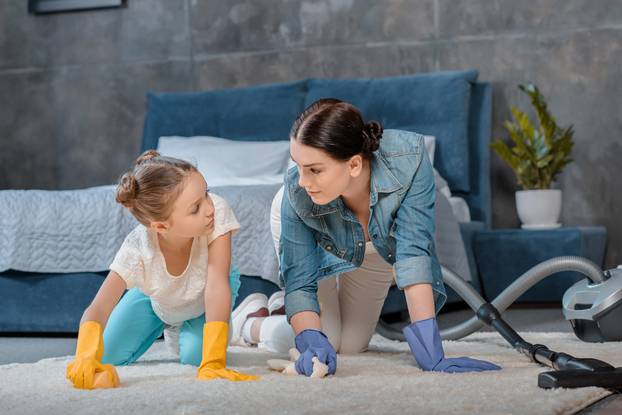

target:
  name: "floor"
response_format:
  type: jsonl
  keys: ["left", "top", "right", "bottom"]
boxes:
{"left": 1, "top": 307, "right": 619, "bottom": 414}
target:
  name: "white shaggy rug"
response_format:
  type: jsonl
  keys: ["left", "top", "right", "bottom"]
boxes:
{"left": 1, "top": 332, "right": 619, "bottom": 415}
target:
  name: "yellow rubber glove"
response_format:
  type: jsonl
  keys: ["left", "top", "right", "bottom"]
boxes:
{"left": 197, "top": 321, "right": 259, "bottom": 381}
{"left": 66, "top": 321, "right": 120, "bottom": 390}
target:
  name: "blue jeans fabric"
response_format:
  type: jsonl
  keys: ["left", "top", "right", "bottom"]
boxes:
{"left": 279, "top": 129, "right": 446, "bottom": 321}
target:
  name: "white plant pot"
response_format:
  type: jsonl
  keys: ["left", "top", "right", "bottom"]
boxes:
{"left": 515, "top": 189, "right": 562, "bottom": 229}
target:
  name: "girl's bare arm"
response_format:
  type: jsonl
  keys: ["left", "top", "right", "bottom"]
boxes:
{"left": 80, "top": 271, "right": 127, "bottom": 328}
{"left": 204, "top": 231, "right": 234, "bottom": 322}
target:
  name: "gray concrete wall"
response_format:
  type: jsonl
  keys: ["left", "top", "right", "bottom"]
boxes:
{"left": 1, "top": 0, "right": 621, "bottom": 266}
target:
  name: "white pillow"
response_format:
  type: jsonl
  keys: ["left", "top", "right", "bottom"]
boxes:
{"left": 423, "top": 135, "right": 449, "bottom": 196}
{"left": 157, "top": 136, "right": 290, "bottom": 187}
{"left": 423, "top": 135, "right": 436, "bottom": 164}
{"left": 424, "top": 135, "right": 471, "bottom": 222}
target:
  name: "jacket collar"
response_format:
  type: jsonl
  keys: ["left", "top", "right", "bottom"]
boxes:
{"left": 369, "top": 153, "right": 402, "bottom": 206}
{"left": 288, "top": 152, "right": 403, "bottom": 217}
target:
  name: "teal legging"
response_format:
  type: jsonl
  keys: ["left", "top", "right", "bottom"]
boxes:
{"left": 102, "top": 265, "right": 240, "bottom": 367}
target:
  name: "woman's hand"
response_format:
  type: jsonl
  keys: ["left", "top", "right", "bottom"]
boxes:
{"left": 403, "top": 317, "right": 501, "bottom": 373}
{"left": 294, "top": 329, "right": 337, "bottom": 376}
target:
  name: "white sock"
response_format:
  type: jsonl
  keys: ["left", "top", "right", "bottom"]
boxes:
{"left": 242, "top": 317, "right": 258, "bottom": 344}
{"left": 257, "top": 315, "right": 295, "bottom": 354}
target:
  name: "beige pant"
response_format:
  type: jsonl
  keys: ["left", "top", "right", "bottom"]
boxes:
{"left": 271, "top": 187, "right": 395, "bottom": 354}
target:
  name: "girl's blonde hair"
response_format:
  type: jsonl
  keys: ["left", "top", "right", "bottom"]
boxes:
{"left": 115, "top": 150, "right": 197, "bottom": 226}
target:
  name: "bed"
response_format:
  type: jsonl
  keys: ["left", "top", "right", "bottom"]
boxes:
{"left": 0, "top": 69, "right": 492, "bottom": 332}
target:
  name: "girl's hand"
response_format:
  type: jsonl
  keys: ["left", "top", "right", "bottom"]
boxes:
{"left": 66, "top": 321, "right": 121, "bottom": 389}
{"left": 67, "top": 357, "right": 120, "bottom": 389}
{"left": 197, "top": 321, "right": 258, "bottom": 382}
{"left": 197, "top": 365, "right": 258, "bottom": 382}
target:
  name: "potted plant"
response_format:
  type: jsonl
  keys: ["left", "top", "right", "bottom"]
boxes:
{"left": 491, "top": 83, "right": 574, "bottom": 229}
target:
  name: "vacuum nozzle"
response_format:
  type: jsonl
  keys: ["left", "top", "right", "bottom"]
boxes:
{"left": 538, "top": 367, "right": 622, "bottom": 392}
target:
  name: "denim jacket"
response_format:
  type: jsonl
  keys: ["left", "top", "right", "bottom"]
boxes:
{"left": 279, "top": 129, "right": 447, "bottom": 322}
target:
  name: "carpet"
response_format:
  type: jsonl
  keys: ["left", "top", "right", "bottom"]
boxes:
{"left": 1, "top": 332, "right": 618, "bottom": 415}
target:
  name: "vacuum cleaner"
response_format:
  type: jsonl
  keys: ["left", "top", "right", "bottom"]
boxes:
{"left": 376, "top": 256, "right": 622, "bottom": 391}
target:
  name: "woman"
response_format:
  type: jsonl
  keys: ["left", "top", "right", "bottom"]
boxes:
{"left": 236, "top": 98, "right": 500, "bottom": 376}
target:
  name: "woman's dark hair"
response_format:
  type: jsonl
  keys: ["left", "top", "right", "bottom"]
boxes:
{"left": 290, "top": 98, "right": 383, "bottom": 160}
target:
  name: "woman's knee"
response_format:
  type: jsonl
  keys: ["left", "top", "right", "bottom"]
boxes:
{"left": 326, "top": 330, "right": 341, "bottom": 353}
{"left": 338, "top": 337, "right": 368, "bottom": 355}
{"left": 336, "top": 324, "right": 371, "bottom": 354}
{"left": 319, "top": 312, "right": 341, "bottom": 352}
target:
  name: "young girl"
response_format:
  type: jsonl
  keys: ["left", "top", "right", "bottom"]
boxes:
{"left": 66, "top": 150, "right": 258, "bottom": 389}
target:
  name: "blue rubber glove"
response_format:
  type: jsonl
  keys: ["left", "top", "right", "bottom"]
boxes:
{"left": 403, "top": 317, "right": 501, "bottom": 373}
{"left": 294, "top": 329, "right": 337, "bottom": 376}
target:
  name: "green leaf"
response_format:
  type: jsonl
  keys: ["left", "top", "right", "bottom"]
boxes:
{"left": 520, "top": 83, "right": 557, "bottom": 147}
{"left": 495, "top": 83, "right": 575, "bottom": 189}
{"left": 536, "top": 154, "right": 554, "bottom": 168}
{"left": 510, "top": 107, "right": 535, "bottom": 143}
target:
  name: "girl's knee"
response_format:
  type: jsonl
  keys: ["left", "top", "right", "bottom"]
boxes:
{"left": 178, "top": 316, "right": 205, "bottom": 366}
{"left": 179, "top": 338, "right": 202, "bottom": 366}
{"left": 102, "top": 349, "right": 136, "bottom": 366}
{"left": 103, "top": 325, "right": 163, "bottom": 366}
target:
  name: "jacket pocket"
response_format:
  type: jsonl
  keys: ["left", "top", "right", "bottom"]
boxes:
{"left": 315, "top": 232, "right": 346, "bottom": 258}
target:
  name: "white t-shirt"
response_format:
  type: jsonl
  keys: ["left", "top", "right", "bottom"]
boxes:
{"left": 109, "top": 193, "right": 240, "bottom": 325}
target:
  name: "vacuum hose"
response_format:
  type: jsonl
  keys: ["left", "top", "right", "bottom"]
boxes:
{"left": 377, "top": 256, "right": 622, "bottom": 391}
{"left": 441, "top": 256, "right": 605, "bottom": 340}
{"left": 376, "top": 256, "right": 606, "bottom": 341}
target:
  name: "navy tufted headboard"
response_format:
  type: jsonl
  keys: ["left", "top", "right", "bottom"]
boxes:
{"left": 141, "top": 71, "right": 491, "bottom": 227}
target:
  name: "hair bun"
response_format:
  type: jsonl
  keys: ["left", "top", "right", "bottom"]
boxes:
{"left": 362, "top": 120, "right": 383, "bottom": 153}
{"left": 115, "top": 172, "right": 138, "bottom": 208}
{"left": 136, "top": 149, "right": 160, "bottom": 165}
